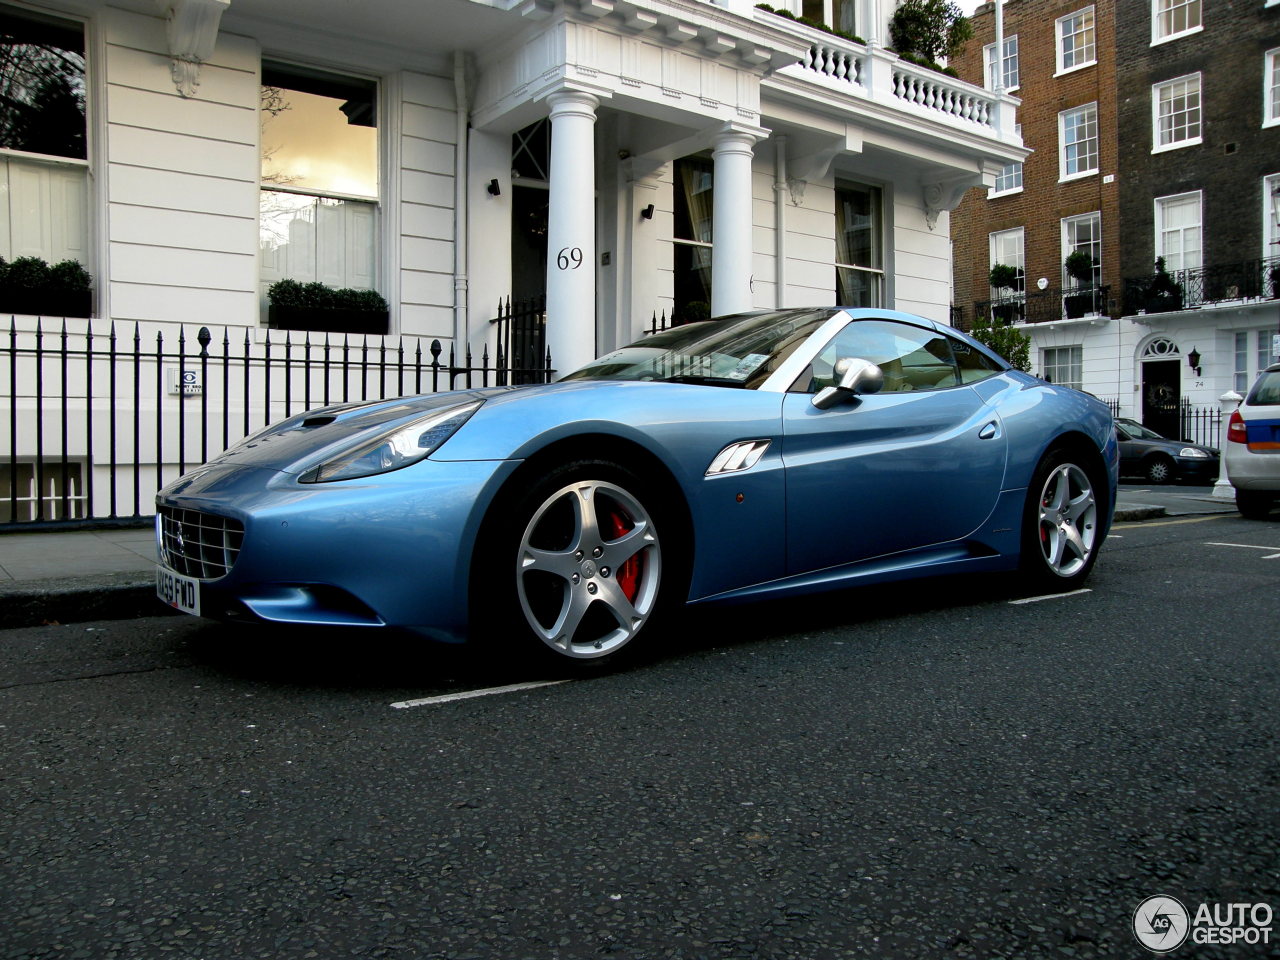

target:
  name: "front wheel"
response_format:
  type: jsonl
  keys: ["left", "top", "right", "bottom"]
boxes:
{"left": 1021, "top": 449, "right": 1102, "bottom": 589}
{"left": 478, "top": 460, "right": 673, "bottom": 666}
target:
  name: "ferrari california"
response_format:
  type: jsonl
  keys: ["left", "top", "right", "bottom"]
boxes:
{"left": 155, "top": 307, "right": 1118, "bottom": 664}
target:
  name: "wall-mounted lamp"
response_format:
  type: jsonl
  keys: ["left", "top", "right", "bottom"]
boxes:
{"left": 1187, "top": 347, "right": 1201, "bottom": 377}
{"left": 640, "top": 203, "right": 655, "bottom": 220}
{"left": 486, "top": 179, "right": 501, "bottom": 196}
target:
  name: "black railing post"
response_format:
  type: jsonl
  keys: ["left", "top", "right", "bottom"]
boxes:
{"left": 198, "top": 326, "right": 211, "bottom": 466}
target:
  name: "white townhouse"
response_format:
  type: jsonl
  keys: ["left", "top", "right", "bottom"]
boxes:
{"left": 1, "top": 0, "right": 1023, "bottom": 523}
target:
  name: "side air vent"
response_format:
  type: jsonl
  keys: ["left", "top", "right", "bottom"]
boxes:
{"left": 706, "top": 439, "right": 771, "bottom": 476}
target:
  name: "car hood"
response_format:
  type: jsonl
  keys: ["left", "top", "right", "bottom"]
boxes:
{"left": 1130, "top": 436, "right": 1218, "bottom": 456}
{"left": 204, "top": 387, "right": 517, "bottom": 474}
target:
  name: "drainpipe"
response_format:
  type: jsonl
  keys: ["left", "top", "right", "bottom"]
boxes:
{"left": 453, "top": 52, "right": 470, "bottom": 352}
{"left": 993, "top": 0, "right": 1004, "bottom": 93}
{"left": 774, "top": 136, "right": 787, "bottom": 308}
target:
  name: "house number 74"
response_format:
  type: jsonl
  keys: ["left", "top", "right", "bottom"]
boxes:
{"left": 556, "top": 247, "right": 584, "bottom": 270}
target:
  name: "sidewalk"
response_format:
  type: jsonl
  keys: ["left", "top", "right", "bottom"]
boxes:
{"left": 0, "top": 485, "right": 1243, "bottom": 630}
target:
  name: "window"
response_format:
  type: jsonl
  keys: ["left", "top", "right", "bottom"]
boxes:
{"left": 1152, "top": 0, "right": 1201, "bottom": 43}
{"left": 811, "top": 320, "right": 992, "bottom": 394}
{"left": 0, "top": 8, "right": 88, "bottom": 266}
{"left": 1062, "top": 212, "right": 1101, "bottom": 287}
{"left": 1042, "top": 346, "right": 1083, "bottom": 390}
{"left": 1266, "top": 49, "right": 1280, "bottom": 129}
{"left": 801, "top": 0, "right": 857, "bottom": 35}
{"left": 1056, "top": 7, "right": 1096, "bottom": 74}
{"left": 984, "top": 35, "right": 1019, "bottom": 92}
{"left": 1265, "top": 173, "right": 1280, "bottom": 260}
{"left": 1236, "top": 331, "right": 1277, "bottom": 393}
{"left": 835, "top": 181, "right": 883, "bottom": 308}
{"left": 1155, "top": 192, "right": 1202, "bottom": 271}
{"left": 989, "top": 227, "right": 1025, "bottom": 295}
{"left": 1059, "top": 103, "right": 1099, "bottom": 180}
{"left": 259, "top": 63, "right": 379, "bottom": 313}
{"left": 992, "top": 162, "right": 1023, "bottom": 196}
{"left": 673, "top": 156, "right": 713, "bottom": 323}
{"left": 1153, "top": 74, "right": 1201, "bottom": 150}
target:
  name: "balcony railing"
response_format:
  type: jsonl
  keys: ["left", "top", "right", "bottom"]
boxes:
{"left": 762, "top": 11, "right": 1012, "bottom": 139}
{"left": 1122, "top": 256, "right": 1280, "bottom": 316}
{"left": 967, "top": 285, "right": 1111, "bottom": 330}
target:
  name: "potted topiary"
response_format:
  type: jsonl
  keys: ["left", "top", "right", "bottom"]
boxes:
{"left": 267, "top": 279, "right": 390, "bottom": 334}
{"left": 0, "top": 256, "right": 92, "bottom": 318}
{"left": 988, "top": 263, "right": 1020, "bottom": 324}
{"left": 1063, "top": 250, "right": 1096, "bottom": 318}
{"left": 1145, "top": 257, "right": 1183, "bottom": 314}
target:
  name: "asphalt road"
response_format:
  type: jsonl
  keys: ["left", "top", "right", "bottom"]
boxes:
{"left": 2, "top": 513, "right": 1277, "bottom": 959}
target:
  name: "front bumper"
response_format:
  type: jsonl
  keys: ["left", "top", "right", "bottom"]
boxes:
{"left": 155, "top": 457, "right": 518, "bottom": 642}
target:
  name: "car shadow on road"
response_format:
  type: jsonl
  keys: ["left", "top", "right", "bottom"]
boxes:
{"left": 182, "top": 571, "right": 1024, "bottom": 694}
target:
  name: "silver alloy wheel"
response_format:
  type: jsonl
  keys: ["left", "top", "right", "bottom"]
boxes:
{"left": 1146, "top": 458, "right": 1172, "bottom": 483}
{"left": 1036, "top": 462, "right": 1097, "bottom": 578}
{"left": 516, "top": 479, "right": 661, "bottom": 658}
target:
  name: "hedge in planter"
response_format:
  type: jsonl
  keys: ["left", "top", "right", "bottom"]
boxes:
{"left": 267, "top": 279, "right": 390, "bottom": 335}
{"left": 0, "top": 256, "right": 93, "bottom": 318}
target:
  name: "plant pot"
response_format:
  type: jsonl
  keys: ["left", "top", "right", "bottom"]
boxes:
{"left": 1063, "top": 293, "right": 1093, "bottom": 319}
{"left": 1144, "top": 292, "right": 1182, "bottom": 314}
{"left": 268, "top": 304, "right": 390, "bottom": 335}
{"left": 0, "top": 289, "right": 92, "bottom": 318}
{"left": 992, "top": 302, "right": 1019, "bottom": 325}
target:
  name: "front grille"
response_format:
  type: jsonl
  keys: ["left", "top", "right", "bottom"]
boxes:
{"left": 157, "top": 506, "right": 244, "bottom": 580}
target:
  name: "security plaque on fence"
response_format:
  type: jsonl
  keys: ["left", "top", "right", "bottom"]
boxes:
{"left": 167, "top": 367, "right": 202, "bottom": 396}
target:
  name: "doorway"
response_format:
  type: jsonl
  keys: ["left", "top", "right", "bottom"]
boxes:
{"left": 1142, "top": 359, "right": 1181, "bottom": 440}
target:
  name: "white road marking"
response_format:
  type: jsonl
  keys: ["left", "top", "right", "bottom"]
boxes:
{"left": 1009, "top": 588, "right": 1093, "bottom": 605}
{"left": 391, "top": 680, "right": 571, "bottom": 710}
{"left": 1205, "top": 542, "right": 1280, "bottom": 559}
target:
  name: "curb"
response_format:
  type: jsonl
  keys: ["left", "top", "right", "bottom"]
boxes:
{"left": 0, "top": 574, "right": 178, "bottom": 630}
{"left": 1113, "top": 505, "right": 1168, "bottom": 522}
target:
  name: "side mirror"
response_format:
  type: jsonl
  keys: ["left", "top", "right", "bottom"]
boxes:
{"left": 811, "top": 357, "right": 884, "bottom": 410}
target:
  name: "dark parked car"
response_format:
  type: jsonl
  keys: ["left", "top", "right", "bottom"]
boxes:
{"left": 1115, "top": 417, "right": 1219, "bottom": 484}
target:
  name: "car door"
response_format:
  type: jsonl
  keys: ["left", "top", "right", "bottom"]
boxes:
{"left": 781, "top": 318, "right": 1008, "bottom": 574}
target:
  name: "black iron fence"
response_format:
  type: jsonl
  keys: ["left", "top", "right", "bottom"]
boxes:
{"left": 2, "top": 317, "right": 552, "bottom": 529}
{"left": 1123, "top": 255, "right": 1280, "bottom": 315}
{"left": 970, "top": 285, "right": 1111, "bottom": 329}
{"left": 1179, "top": 400, "right": 1222, "bottom": 449}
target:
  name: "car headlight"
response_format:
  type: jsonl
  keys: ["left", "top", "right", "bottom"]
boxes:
{"left": 1178, "top": 447, "right": 1209, "bottom": 458}
{"left": 299, "top": 400, "right": 483, "bottom": 483}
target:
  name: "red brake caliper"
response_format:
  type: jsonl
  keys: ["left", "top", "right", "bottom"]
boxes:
{"left": 606, "top": 511, "right": 640, "bottom": 603}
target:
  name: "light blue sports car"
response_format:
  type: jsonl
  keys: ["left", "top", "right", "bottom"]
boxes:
{"left": 155, "top": 308, "right": 1118, "bottom": 665}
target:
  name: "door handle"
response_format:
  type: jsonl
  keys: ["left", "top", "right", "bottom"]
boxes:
{"left": 979, "top": 421, "right": 1000, "bottom": 440}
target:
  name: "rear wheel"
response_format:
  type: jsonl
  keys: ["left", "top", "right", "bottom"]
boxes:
{"left": 1021, "top": 448, "right": 1102, "bottom": 589}
{"left": 1236, "top": 489, "right": 1275, "bottom": 520}
{"left": 1144, "top": 456, "right": 1174, "bottom": 484}
{"left": 479, "top": 459, "right": 673, "bottom": 666}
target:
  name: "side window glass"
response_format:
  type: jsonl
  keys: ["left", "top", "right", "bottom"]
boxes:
{"left": 801, "top": 320, "right": 962, "bottom": 393}
{"left": 951, "top": 334, "right": 1004, "bottom": 384}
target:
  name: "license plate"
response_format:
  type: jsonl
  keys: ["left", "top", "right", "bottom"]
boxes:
{"left": 156, "top": 565, "right": 201, "bottom": 616}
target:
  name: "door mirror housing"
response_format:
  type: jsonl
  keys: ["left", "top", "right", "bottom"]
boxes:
{"left": 812, "top": 357, "right": 884, "bottom": 410}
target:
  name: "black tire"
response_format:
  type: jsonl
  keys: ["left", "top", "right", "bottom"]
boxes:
{"left": 473, "top": 458, "right": 681, "bottom": 669}
{"left": 1236, "top": 489, "right": 1275, "bottom": 520}
{"left": 1019, "top": 447, "right": 1104, "bottom": 590}
{"left": 1144, "top": 456, "right": 1174, "bottom": 484}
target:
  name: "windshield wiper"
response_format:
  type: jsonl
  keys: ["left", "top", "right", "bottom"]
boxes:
{"left": 660, "top": 374, "right": 747, "bottom": 387}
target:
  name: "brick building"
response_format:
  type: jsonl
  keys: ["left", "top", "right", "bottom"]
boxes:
{"left": 952, "top": 0, "right": 1280, "bottom": 442}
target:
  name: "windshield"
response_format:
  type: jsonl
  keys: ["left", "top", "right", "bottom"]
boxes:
{"left": 1119, "top": 420, "right": 1167, "bottom": 441}
{"left": 1246, "top": 370, "right": 1280, "bottom": 406}
{"left": 561, "top": 309, "right": 838, "bottom": 389}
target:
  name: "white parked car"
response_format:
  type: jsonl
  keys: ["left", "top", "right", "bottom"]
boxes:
{"left": 1226, "top": 362, "right": 1280, "bottom": 519}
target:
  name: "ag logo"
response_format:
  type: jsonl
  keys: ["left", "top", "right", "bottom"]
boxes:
{"left": 1133, "top": 896, "right": 1190, "bottom": 953}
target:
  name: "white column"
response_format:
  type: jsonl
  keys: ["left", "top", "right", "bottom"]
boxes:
{"left": 711, "top": 128, "right": 761, "bottom": 317}
{"left": 1213, "top": 390, "right": 1243, "bottom": 498}
{"left": 545, "top": 91, "right": 599, "bottom": 377}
